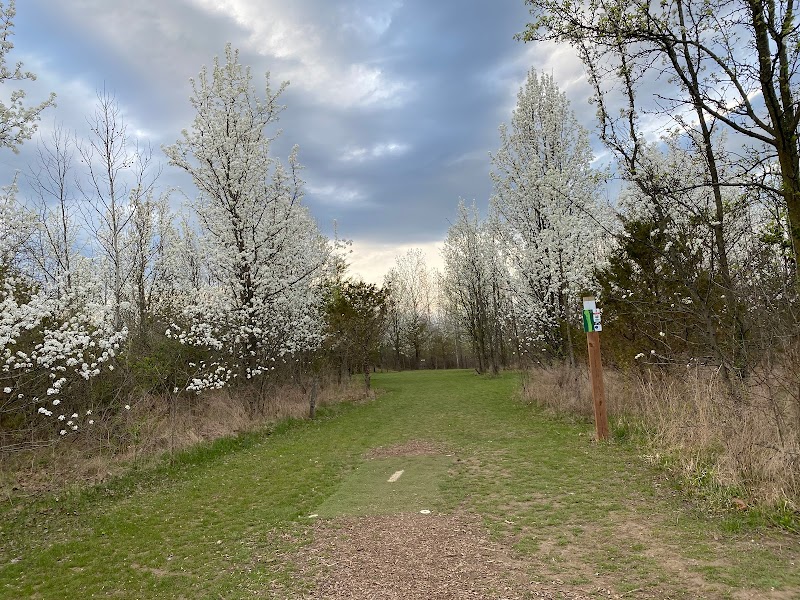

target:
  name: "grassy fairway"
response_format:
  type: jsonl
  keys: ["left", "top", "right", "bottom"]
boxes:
{"left": 1, "top": 370, "right": 798, "bottom": 598}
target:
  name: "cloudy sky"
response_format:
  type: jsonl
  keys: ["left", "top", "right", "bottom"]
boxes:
{"left": 1, "top": 0, "right": 597, "bottom": 283}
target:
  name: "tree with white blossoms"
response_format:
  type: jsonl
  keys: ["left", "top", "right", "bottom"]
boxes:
{"left": 124, "top": 188, "right": 178, "bottom": 344}
{"left": 521, "top": 0, "right": 800, "bottom": 293}
{"left": 0, "top": 180, "right": 35, "bottom": 274}
{"left": 442, "top": 201, "right": 510, "bottom": 374}
{"left": 0, "top": 3, "right": 123, "bottom": 446}
{"left": 383, "top": 249, "right": 434, "bottom": 369}
{"left": 1, "top": 183, "right": 126, "bottom": 446}
{"left": 490, "top": 69, "right": 606, "bottom": 365}
{"left": 0, "top": 0, "right": 55, "bottom": 152}
{"left": 150, "top": 213, "right": 206, "bottom": 310}
{"left": 164, "top": 45, "right": 330, "bottom": 399}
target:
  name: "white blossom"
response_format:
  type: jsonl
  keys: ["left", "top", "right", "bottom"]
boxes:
{"left": 163, "top": 44, "right": 331, "bottom": 393}
{"left": 490, "top": 70, "right": 609, "bottom": 359}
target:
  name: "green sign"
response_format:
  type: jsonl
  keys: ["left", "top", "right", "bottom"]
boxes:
{"left": 582, "top": 297, "right": 602, "bottom": 333}
{"left": 582, "top": 309, "right": 594, "bottom": 333}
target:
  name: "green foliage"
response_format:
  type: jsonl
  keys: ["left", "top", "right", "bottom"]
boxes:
{"left": 324, "top": 278, "right": 388, "bottom": 378}
{"left": 595, "top": 210, "right": 734, "bottom": 367}
{"left": 128, "top": 332, "right": 207, "bottom": 395}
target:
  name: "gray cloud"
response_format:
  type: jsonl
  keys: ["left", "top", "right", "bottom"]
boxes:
{"left": 4, "top": 0, "right": 600, "bottom": 270}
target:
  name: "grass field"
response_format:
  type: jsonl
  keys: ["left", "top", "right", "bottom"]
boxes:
{"left": 1, "top": 370, "right": 798, "bottom": 598}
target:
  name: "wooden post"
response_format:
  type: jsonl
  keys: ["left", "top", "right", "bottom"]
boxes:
{"left": 586, "top": 331, "right": 609, "bottom": 441}
{"left": 583, "top": 296, "right": 609, "bottom": 441}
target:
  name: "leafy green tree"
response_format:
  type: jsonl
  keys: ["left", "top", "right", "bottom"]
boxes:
{"left": 325, "top": 279, "right": 388, "bottom": 391}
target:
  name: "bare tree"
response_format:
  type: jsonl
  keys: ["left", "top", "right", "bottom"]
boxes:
{"left": 78, "top": 89, "right": 157, "bottom": 331}
{"left": 383, "top": 271, "right": 405, "bottom": 369}
{"left": 27, "top": 124, "right": 77, "bottom": 289}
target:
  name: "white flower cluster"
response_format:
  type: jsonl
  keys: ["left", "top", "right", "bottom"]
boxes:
{"left": 166, "top": 278, "right": 327, "bottom": 393}
{"left": 1, "top": 44, "right": 339, "bottom": 450}
{"left": 185, "top": 361, "right": 234, "bottom": 393}
{"left": 1, "top": 264, "right": 125, "bottom": 435}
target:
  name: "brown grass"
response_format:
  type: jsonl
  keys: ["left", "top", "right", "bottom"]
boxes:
{"left": 0, "top": 377, "right": 364, "bottom": 499}
{"left": 521, "top": 364, "right": 800, "bottom": 510}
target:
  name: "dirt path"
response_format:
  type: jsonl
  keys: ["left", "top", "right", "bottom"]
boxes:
{"left": 290, "top": 495, "right": 797, "bottom": 600}
{"left": 297, "top": 512, "right": 598, "bottom": 600}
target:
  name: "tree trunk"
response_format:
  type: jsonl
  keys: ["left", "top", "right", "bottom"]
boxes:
{"left": 309, "top": 378, "right": 318, "bottom": 420}
{"left": 746, "top": 0, "right": 800, "bottom": 289}
{"left": 672, "top": 1, "right": 749, "bottom": 377}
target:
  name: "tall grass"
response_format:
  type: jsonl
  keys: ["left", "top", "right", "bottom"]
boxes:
{"left": 521, "top": 363, "right": 800, "bottom": 515}
{"left": 0, "top": 376, "right": 363, "bottom": 498}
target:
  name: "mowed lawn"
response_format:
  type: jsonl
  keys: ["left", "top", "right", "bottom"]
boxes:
{"left": 1, "top": 370, "right": 798, "bottom": 599}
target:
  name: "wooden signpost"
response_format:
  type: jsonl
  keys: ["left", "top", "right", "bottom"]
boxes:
{"left": 582, "top": 296, "right": 609, "bottom": 441}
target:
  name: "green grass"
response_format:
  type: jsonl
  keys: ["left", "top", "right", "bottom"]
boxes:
{"left": 1, "top": 369, "right": 798, "bottom": 599}
{"left": 316, "top": 455, "right": 451, "bottom": 517}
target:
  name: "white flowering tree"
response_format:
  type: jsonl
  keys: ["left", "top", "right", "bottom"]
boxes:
{"left": 383, "top": 249, "right": 434, "bottom": 369}
{"left": 1, "top": 188, "right": 125, "bottom": 444}
{"left": 0, "top": 4, "right": 123, "bottom": 445}
{"left": 151, "top": 214, "right": 205, "bottom": 307}
{"left": 442, "top": 201, "right": 510, "bottom": 374}
{"left": 164, "top": 45, "right": 330, "bottom": 399}
{"left": 124, "top": 189, "right": 181, "bottom": 344}
{"left": 0, "top": 181, "right": 35, "bottom": 273}
{"left": 0, "top": 0, "right": 55, "bottom": 153}
{"left": 490, "top": 69, "right": 606, "bottom": 364}
{"left": 522, "top": 0, "right": 800, "bottom": 293}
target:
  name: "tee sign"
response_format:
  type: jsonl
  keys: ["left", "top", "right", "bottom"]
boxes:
{"left": 582, "top": 296, "right": 602, "bottom": 333}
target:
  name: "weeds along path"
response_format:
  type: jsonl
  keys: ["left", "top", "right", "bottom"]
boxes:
{"left": 1, "top": 370, "right": 798, "bottom": 599}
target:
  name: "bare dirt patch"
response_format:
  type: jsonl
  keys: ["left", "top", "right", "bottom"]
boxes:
{"left": 294, "top": 512, "right": 598, "bottom": 600}
{"left": 364, "top": 439, "right": 447, "bottom": 459}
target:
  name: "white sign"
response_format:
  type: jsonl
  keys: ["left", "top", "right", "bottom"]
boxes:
{"left": 582, "top": 296, "right": 602, "bottom": 332}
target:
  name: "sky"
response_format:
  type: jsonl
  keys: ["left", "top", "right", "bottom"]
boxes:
{"left": 0, "top": 0, "right": 598, "bottom": 283}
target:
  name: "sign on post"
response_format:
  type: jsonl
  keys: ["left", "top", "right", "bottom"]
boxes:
{"left": 583, "top": 296, "right": 609, "bottom": 441}
{"left": 582, "top": 297, "right": 602, "bottom": 333}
